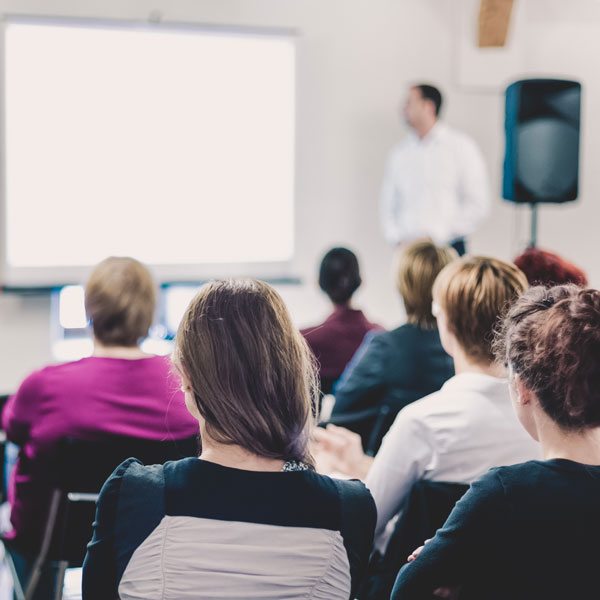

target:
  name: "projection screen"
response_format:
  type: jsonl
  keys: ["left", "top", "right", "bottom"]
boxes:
{"left": 2, "top": 17, "right": 295, "bottom": 287}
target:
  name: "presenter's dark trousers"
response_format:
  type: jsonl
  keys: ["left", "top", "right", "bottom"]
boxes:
{"left": 450, "top": 238, "right": 466, "bottom": 256}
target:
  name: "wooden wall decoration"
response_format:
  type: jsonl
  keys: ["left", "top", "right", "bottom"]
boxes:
{"left": 478, "top": 0, "right": 515, "bottom": 47}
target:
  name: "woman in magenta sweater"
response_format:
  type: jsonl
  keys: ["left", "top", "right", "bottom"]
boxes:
{"left": 2, "top": 257, "right": 197, "bottom": 561}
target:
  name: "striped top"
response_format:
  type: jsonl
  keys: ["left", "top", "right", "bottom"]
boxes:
{"left": 82, "top": 457, "right": 376, "bottom": 599}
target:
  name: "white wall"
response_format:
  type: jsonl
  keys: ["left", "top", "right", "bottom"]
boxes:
{"left": 0, "top": 0, "right": 598, "bottom": 393}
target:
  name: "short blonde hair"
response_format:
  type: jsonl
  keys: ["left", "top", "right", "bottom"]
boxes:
{"left": 85, "top": 257, "right": 156, "bottom": 347}
{"left": 396, "top": 240, "right": 457, "bottom": 328}
{"left": 432, "top": 256, "right": 528, "bottom": 364}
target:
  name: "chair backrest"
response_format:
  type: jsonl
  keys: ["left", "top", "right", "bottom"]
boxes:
{"left": 50, "top": 435, "right": 199, "bottom": 564}
{"left": 323, "top": 405, "right": 393, "bottom": 455}
{"left": 358, "top": 480, "right": 469, "bottom": 600}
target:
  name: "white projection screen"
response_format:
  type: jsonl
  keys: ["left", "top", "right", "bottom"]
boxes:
{"left": 2, "top": 17, "right": 296, "bottom": 287}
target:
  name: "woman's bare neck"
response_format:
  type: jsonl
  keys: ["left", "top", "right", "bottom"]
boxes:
{"left": 200, "top": 441, "right": 285, "bottom": 472}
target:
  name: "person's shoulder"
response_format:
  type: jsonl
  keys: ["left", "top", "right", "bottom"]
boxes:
{"left": 138, "top": 354, "right": 178, "bottom": 377}
{"left": 330, "top": 476, "right": 374, "bottom": 501}
{"left": 388, "top": 323, "right": 433, "bottom": 342}
{"left": 365, "top": 327, "right": 396, "bottom": 347}
{"left": 442, "top": 124, "right": 482, "bottom": 152}
{"left": 14, "top": 360, "right": 82, "bottom": 396}
{"left": 441, "top": 123, "right": 473, "bottom": 142}
{"left": 367, "top": 325, "right": 422, "bottom": 362}
{"left": 365, "top": 323, "right": 419, "bottom": 349}
{"left": 400, "top": 386, "right": 446, "bottom": 417}
{"left": 489, "top": 460, "right": 568, "bottom": 489}
{"left": 15, "top": 365, "right": 48, "bottom": 391}
{"left": 300, "top": 317, "right": 328, "bottom": 339}
{"left": 37, "top": 357, "right": 115, "bottom": 380}
{"left": 329, "top": 477, "right": 377, "bottom": 524}
{"left": 28, "top": 358, "right": 89, "bottom": 379}
{"left": 297, "top": 470, "right": 372, "bottom": 505}
{"left": 381, "top": 392, "right": 442, "bottom": 446}
{"left": 106, "top": 457, "right": 166, "bottom": 489}
{"left": 386, "top": 135, "right": 416, "bottom": 159}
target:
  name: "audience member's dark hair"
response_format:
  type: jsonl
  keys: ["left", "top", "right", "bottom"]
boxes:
{"left": 415, "top": 84, "right": 443, "bottom": 116}
{"left": 497, "top": 285, "right": 600, "bottom": 431}
{"left": 319, "top": 247, "right": 362, "bottom": 305}
{"left": 513, "top": 247, "right": 588, "bottom": 287}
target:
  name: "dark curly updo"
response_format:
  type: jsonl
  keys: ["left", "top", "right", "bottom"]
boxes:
{"left": 496, "top": 285, "right": 600, "bottom": 431}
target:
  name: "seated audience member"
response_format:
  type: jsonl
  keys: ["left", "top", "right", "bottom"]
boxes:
{"left": 513, "top": 246, "right": 587, "bottom": 287}
{"left": 392, "top": 285, "right": 600, "bottom": 600}
{"left": 331, "top": 240, "right": 456, "bottom": 436}
{"left": 302, "top": 247, "right": 381, "bottom": 394}
{"left": 82, "top": 279, "right": 376, "bottom": 600}
{"left": 2, "top": 258, "right": 198, "bottom": 581}
{"left": 315, "top": 256, "right": 540, "bottom": 553}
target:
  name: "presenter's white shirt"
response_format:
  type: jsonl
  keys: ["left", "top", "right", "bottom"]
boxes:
{"left": 365, "top": 372, "right": 540, "bottom": 552}
{"left": 380, "top": 122, "right": 491, "bottom": 245}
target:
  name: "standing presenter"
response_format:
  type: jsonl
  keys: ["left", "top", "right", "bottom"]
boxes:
{"left": 380, "top": 84, "right": 490, "bottom": 255}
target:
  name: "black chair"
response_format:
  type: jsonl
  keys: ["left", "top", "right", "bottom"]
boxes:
{"left": 358, "top": 480, "right": 469, "bottom": 600}
{"left": 321, "top": 405, "right": 392, "bottom": 456}
{"left": 2, "top": 434, "right": 198, "bottom": 600}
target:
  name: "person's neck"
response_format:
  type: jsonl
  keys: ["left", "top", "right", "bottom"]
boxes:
{"left": 452, "top": 347, "right": 504, "bottom": 378}
{"left": 536, "top": 414, "right": 600, "bottom": 465}
{"left": 414, "top": 117, "right": 438, "bottom": 140}
{"left": 333, "top": 301, "right": 353, "bottom": 311}
{"left": 92, "top": 341, "right": 151, "bottom": 360}
{"left": 200, "top": 438, "right": 285, "bottom": 472}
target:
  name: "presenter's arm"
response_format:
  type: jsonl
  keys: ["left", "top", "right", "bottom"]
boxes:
{"left": 455, "top": 137, "right": 491, "bottom": 237}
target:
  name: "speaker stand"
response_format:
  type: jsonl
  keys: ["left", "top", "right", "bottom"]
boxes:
{"left": 529, "top": 203, "right": 538, "bottom": 248}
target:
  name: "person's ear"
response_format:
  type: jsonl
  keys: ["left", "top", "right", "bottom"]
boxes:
{"left": 435, "top": 309, "right": 456, "bottom": 359}
{"left": 514, "top": 375, "right": 533, "bottom": 405}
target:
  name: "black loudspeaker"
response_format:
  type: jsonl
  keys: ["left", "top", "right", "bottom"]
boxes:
{"left": 503, "top": 78, "right": 581, "bottom": 204}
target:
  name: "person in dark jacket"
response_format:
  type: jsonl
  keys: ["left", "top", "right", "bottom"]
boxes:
{"left": 330, "top": 240, "right": 456, "bottom": 445}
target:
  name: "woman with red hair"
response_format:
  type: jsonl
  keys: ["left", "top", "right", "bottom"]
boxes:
{"left": 513, "top": 247, "right": 587, "bottom": 287}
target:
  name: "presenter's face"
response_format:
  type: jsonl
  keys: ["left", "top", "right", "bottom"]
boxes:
{"left": 402, "top": 87, "right": 425, "bottom": 129}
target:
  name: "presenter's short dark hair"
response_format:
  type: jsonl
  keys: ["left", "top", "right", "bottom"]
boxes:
{"left": 319, "top": 247, "right": 361, "bottom": 305}
{"left": 415, "top": 84, "right": 443, "bottom": 116}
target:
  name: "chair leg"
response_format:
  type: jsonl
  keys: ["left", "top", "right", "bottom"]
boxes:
{"left": 54, "top": 561, "right": 68, "bottom": 600}
{"left": 23, "top": 559, "right": 44, "bottom": 600}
